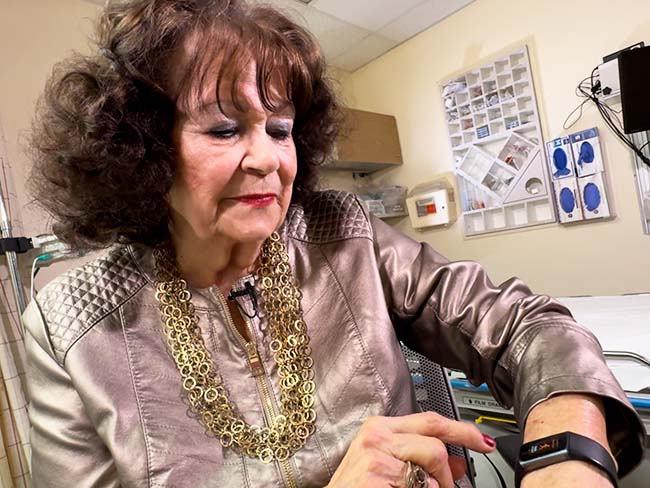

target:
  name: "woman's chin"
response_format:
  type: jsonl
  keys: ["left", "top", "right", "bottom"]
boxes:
{"left": 231, "top": 228, "right": 277, "bottom": 243}
{"left": 220, "top": 220, "right": 282, "bottom": 244}
{"left": 218, "top": 207, "right": 286, "bottom": 243}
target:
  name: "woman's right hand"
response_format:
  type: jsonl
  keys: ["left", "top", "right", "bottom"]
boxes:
{"left": 325, "top": 411, "right": 496, "bottom": 488}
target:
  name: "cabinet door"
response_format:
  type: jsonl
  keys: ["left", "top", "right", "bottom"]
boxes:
{"left": 331, "top": 108, "right": 402, "bottom": 171}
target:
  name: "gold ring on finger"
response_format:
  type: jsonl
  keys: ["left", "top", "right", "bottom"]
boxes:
{"left": 405, "top": 461, "right": 429, "bottom": 488}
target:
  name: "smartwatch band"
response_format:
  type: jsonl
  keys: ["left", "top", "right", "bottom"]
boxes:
{"left": 515, "top": 431, "right": 618, "bottom": 487}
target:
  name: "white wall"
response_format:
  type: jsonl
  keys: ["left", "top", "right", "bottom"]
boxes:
{"left": 337, "top": 0, "right": 650, "bottom": 296}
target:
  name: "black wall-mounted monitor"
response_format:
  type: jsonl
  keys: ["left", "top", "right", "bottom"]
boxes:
{"left": 619, "top": 45, "right": 650, "bottom": 134}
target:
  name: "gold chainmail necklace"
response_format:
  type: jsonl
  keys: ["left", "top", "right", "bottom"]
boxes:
{"left": 153, "top": 232, "right": 316, "bottom": 463}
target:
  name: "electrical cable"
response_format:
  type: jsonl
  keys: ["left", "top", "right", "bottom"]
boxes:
{"left": 227, "top": 281, "right": 258, "bottom": 319}
{"left": 30, "top": 256, "right": 40, "bottom": 301}
{"left": 563, "top": 98, "right": 591, "bottom": 130}
{"left": 563, "top": 72, "right": 599, "bottom": 130}
{"left": 565, "top": 64, "right": 650, "bottom": 169}
{"left": 30, "top": 254, "right": 52, "bottom": 301}
{"left": 482, "top": 452, "right": 508, "bottom": 488}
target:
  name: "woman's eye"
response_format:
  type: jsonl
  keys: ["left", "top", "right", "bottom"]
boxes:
{"left": 207, "top": 126, "right": 238, "bottom": 139}
{"left": 268, "top": 126, "right": 292, "bottom": 141}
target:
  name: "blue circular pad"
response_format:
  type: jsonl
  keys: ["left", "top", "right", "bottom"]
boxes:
{"left": 553, "top": 148, "right": 568, "bottom": 170}
{"left": 559, "top": 187, "right": 576, "bottom": 213}
{"left": 583, "top": 182, "right": 601, "bottom": 211}
{"left": 579, "top": 142, "right": 595, "bottom": 164}
{"left": 553, "top": 148, "right": 571, "bottom": 177}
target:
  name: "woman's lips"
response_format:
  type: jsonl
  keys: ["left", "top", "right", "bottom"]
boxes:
{"left": 233, "top": 193, "right": 277, "bottom": 207}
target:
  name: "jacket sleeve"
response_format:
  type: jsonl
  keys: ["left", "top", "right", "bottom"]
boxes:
{"left": 23, "top": 300, "right": 120, "bottom": 488}
{"left": 370, "top": 214, "right": 646, "bottom": 477}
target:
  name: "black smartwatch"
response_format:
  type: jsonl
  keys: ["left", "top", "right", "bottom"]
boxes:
{"left": 515, "top": 431, "right": 618, "bottom": 487}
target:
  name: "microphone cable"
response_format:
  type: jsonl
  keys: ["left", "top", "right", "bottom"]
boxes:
{"left": 227, "top": 281, "right": 258, "bottom": 319}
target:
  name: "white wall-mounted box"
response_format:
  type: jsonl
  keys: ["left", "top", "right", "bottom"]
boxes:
{"left": 406, "top": 188, "right": 457, "bottom": 228}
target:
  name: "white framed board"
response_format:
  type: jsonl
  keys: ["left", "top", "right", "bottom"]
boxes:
{"left": 441, "top": 46, "right": 557, "bottom": 236}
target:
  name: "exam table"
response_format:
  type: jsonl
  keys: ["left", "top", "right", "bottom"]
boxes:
{"left": 450, "top": 294, "right": 650, "bottom": 488}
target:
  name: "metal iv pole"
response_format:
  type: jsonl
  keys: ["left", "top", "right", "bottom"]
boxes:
{"left": 0, "top": 182, "right": 27, "bottom": 318}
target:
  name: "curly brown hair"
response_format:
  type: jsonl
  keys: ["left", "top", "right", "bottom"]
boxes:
{"left": 29, "top": 0, "right": 342, "bottom": 250}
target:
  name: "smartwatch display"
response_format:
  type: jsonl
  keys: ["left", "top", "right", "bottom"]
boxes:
{"left": 515, "top": 431, "right": 618, "bottom": 487}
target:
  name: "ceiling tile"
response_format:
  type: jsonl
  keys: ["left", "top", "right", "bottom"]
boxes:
{"left": 379, "top": 0, "right": 475, "bottom": 43}
{"left": 331, "top": 33, "right": 396, "bottom": 72}
{"left": 251, "top": 0, "right": 309, "bottom": 20}
{"left": 301, "top": 7, "right": 370, "bottom": 60}
{"left": 310, "top": 0, "right": 425, "bottom": 32}
{"left": 80, "top": 0, "right": 477, "bottom": 73}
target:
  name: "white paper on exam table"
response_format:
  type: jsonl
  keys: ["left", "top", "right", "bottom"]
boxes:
{"left": 558, "top": 294, "right": 650, "bottom": 393}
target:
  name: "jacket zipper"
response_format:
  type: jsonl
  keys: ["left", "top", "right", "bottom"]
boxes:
{"left": 214, "top": 288, "right": 299, "bottom": 488}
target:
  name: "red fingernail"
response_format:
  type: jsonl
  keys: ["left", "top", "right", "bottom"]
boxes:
{"left": 482, "top": 434, "right": 496, "bottom": 448}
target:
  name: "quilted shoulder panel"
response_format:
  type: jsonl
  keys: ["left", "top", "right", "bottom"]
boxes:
{"left": 37, "top": 246, "right": 147, "bottom": 364}
{"left": 283, "top": 190, "right": 373, "bottom": 243}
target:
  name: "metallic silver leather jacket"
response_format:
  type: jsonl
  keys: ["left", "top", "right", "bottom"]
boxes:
{"left": 24, "top": 191, "right": 644, "bottom": 487}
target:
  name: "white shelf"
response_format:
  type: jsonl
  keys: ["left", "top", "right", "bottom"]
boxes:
{"left": 463, "top": 198, "right": 555, "bottom": 236}
{"left": 450, "top": 122, "right": 538, "bottom": 151}
{"left": 377, "top": 212, "right": 408, "bottom": 219}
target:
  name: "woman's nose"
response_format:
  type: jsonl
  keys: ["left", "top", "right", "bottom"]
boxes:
{"left": 240, "top": 132, "right": 281, "bottom": 176}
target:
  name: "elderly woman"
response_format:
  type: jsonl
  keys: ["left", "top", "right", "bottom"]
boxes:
{"left": 25, "top": 1, "right": 644, "bottom": 487}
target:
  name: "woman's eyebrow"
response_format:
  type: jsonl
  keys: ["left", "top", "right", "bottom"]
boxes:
{"left": 272, "top": 101, "right": 296, "bottom": 116}
{"left": 192, "top": 99, "right": 295, "bottom": 118}
{"left": 195, "top": 99, "right": 237, "bottom": 115}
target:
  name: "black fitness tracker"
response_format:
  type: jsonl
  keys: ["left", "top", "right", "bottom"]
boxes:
{"left": 515, "top": 431, "right": 618, "bottom": 487}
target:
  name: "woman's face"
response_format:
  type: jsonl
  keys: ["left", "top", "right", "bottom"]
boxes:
{"left": 168, "top": 65, "right": 297, "bottom": 245}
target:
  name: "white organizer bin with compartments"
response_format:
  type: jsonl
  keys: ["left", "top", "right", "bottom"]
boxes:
{"left": 357, "top": 185, "right": 408, "bottom": 219}
{"left": 441, "top": 47, "right": 556, "bottom": 237}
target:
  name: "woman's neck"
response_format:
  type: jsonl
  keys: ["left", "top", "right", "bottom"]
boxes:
{"left": 171, "top": 233, "right": 263, "bottom": 295}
